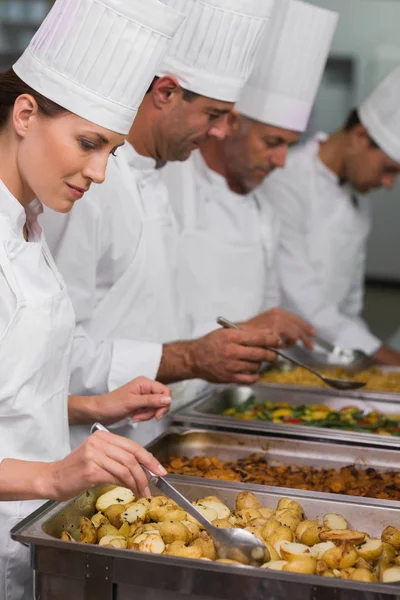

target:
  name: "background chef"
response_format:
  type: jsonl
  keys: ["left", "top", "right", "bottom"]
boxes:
{"left": 43, "top": 0, "right": 281, "bottom": 448}
{"left": 265, "top": 65, "right": 400, "bottom": 366}
{"left": 163, "top": 0, "right": 337, "bottom": 348}
{"left": 0, "top": 0, "right": 185, "bottom": 597}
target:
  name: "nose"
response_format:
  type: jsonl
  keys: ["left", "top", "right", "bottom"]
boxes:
{"left": 208, "top": 115, "right": 231, "bottom": 140}
{"left": 82, "top": 156, "right": 108, "bottom": 185}
{"left": 271, "top": 145, "right": 288, "bottom": 169}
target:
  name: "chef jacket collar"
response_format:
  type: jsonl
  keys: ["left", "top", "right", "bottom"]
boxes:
{"left": 0, "top": 179, "right": 43, "bottom": 239}
{"left": 122, "top": 142, "right": 157, "bottom": 176}
{"left": 314, "top": 133, "right": 356, "bottom": 201}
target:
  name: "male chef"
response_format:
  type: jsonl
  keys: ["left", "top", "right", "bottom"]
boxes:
{"left": 43, "top": 0, "right": 281, "bottom": 446}
{"left": 265, "top": 65, "right": 400, "bottom": 365}
{"left": 163, "top": 0, "right": 337, "bottom": 346}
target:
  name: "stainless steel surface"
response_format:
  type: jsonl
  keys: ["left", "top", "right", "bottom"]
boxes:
{"left": 144, "top": 466, "right": 268, "bottom": 566}
{"left": 217, "top": 316, "right": 366, "bottom": 390}
{"left": 301, "top": 337, "right": 373, "bottom": 371}
{"left": 172, "top": 384, "right": 400, "bottom": 449}
{"left": 11, "top": 478, "right": 400, "bottom": 599}
{"left": 147, "top": 427, "right": 400, "bottom": 471}
{"left": 91, "top": 422, "right": 268, "bottom": 565}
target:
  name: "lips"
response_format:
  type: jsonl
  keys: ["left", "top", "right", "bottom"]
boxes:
{"left": 67, "top": 183, "right": 88, "bottom": 194}
{"left": 66, "top": 183, "right": 89, "bottom": 200}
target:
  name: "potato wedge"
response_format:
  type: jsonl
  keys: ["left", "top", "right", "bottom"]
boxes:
{"left": 275, "top": 509, "right": 301, "bottom": 532}
{"left": 283, "top": 557, "right": 316, "bottom": 575}
{"left": 187, "top": 504, "right": 217, "bottom": 526}
{"left": 235, "top": 492, "right": 262, "bottom": 511}
{"left": 213, "top": 519, "right": 234, "bottom": 529}
{"left": 322, "top": 544, "right": 358, "bottom": 570}
{"left": 277, "top": 499, "right": 303, "bottom": 518}
{"left": 319, "top": 530, "right": 365, "bottom": 544}
{"left": 381, "top": 526, "right": 400, "bottom": 551}
{"left": 280, "top": 542, "right": 312, "bottom": 561}
{"left": 98, "top": 535, "right": 127, "bottom": 549}
{"left": 97, "top": 523, "right": 119, "bottom": 542}
{"left": 350, "top": 568, "right": 376, "bottom": 582}
{"left": 104, "top": 504, "right": 126, "bottom": 529}
{"left": 198, "top": 500, "right": 230, "bottom": 520}
{"left": 261, "top": 560, "right": 288, "bottom": 571}
{"left": 190, "top": 535, "right": 217, "bottom": 560}
{"left": 91, "top": 512, "right": 109, "bottom": 529}
{"left": 310, "top": 542, "right": 335, "bottom": 560}
{"left": 165, "top": 541, "right": 202, "bottom": 559}
{"left": 96, "top": 487, "right": 134, "bottom": 513}
{"left": 80, "top": 517, "right": 97, "bottom": 544}
{"left": 382, "top": 566, "right": 400, "bottom": 583}
{"left": 356, "top": 538, "right": 383, "bottom": 561}
{"left": 60, "top": 530, "right": 75, "bottom": 542}
{"left": 323, "top": 513, "right": 348, "bottom": 531}
{"left": 159, "top": 521, "right": 190, "bottom": 545}
{"left": 122, "top": 503, "right": 148, "bottom": 525}
{"left": 137, "top": 533, "right": 165, "bottom": 554}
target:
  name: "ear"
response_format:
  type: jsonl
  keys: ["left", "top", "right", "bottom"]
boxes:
{"left": 150, "top": 76, "right": 182, "bottom": 109}
{"left": 348, "top": 123, "right": 372, "bottom": 151}
{"left": 12, "top": 94, "right": 39, "bottom": 138}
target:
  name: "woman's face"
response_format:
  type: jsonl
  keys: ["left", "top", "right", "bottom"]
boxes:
{"left": 16, "top": 104, "right": 125, "bottom": 212}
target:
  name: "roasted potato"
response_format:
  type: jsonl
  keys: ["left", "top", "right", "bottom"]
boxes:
{"left": 159, "top": 521, "right": 191, "bottom": 544}
{"left": 190, "top": 534, "right": 217, "bottom": 560}
{"left": 104, "top": 504, "right": 126, "bottom": 529}
{"left": 165, "top": 540, "right": 202, "bottom": 559}
{"left": 382, "top": 526, "right": 400, "bottom": 551}
{"left": 282, "top": 557, "right": 316, "bottom": 575}
{"left": 96, "top": 487, "right": 134, "bottom": 513}
{"left": 235, "top": 492, "right": 262, "bottom": 511}
{"left": 80, "top": 517, "right": 97, "bottom": 545}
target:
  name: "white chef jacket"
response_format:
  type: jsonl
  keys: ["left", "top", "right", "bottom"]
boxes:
{"left": 264, "top": 132, "right": 381, "bottom": 354}
{"left": 42, "top": 143, "right": 210, "bottom": 417}
{"left": 0, "top": 180, "right": 74, "bottom": 600}
{"left": 165, "top": 150, "right": 280, "bottom": 328}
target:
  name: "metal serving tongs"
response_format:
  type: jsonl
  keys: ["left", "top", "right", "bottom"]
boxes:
{"left": 90, "top": 422, "right": 269, "bottom": 566}
{"left": 217, "top": 316, "right": 367, "bottom": 391}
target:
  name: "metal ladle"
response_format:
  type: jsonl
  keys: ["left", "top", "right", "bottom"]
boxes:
{"left": 91, "top": 423, "right": 269, "bottom": 566}
{"left": 217, "top": 316, "right": 367, "bottom": 391}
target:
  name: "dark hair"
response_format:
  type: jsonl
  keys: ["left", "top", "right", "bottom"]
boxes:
{"left": 0, "top": 68, "right": 67, "bottom": 129}
{"left": 146, "top": 76, "right": 200, "bottom": 102}
{"left": 343, "top": 107, "right": 379, "bottom": 149}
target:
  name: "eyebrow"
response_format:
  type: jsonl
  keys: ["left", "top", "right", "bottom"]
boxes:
{"left": 206, "top": 108, "right": 231, "bottom": 115}
{"left": 83, "top": 131, "right": 110, "bottom": 145}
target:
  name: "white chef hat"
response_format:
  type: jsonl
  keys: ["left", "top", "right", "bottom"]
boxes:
{"left": 236, "top": 0, "right": 338, "bottom": 133}
{"left": 359, "top": 66, "right": 400, "bottom": 164}
{"left": 157, "top": 0, "right": 274, "bottom": 103}
{"left": 13, "top": 0, "right": 184, "bottom": 135}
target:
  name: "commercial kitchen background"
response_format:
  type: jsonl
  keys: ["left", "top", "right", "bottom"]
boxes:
{"left": 1, "top": 0, "right": 400, "bottom": 344}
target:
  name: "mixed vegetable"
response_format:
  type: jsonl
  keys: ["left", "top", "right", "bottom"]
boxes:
{"left": 223, "top": 400, "right": 400, "bottom": 436}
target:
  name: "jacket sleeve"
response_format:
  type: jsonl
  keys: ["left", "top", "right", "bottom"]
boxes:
{"left": 265, "top": 175, "right": 381, "bottom": 355}
{"left": 42, "top": 187, "right": 162, "bottom": 396}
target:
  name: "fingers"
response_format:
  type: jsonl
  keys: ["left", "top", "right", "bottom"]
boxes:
{"left": 228, "top": 344, "right": 277, "bottom": 364}
{"left": 132, "top": 377, "right": 172, "bottom": 397}
{"left": 95, "top": 430, "right": 166, "bottom": 478}
{"left": 235, "top": 329, "right": 281, "bottom": 349}
{"left": 128, "top": 393, "right": 171, "bottom": 411}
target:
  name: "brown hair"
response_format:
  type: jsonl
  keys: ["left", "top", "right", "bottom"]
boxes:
{"left": 0, "top": 68, "right": 67, "bottom": 129}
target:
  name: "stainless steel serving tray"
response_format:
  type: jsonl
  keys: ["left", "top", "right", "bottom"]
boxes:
{"left": 147, "top": 427, "right": 400, "bottom": 471}
{"left": 172, "top": 384, "right": 400, "bottom": 449}
{"left": 12, "top": 478, "right": 400, "bottom": 600}
{"left": 259, "top": 364, "right": 400, "bottom": 402}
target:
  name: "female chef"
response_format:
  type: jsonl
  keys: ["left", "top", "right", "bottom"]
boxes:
{"left": 0, "top": 0, "right": 183, "bottom": 598}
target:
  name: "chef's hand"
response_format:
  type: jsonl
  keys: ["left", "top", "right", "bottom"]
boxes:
{"left": 46, "top": 430, "right": 166, "bottom": 501}
{"left": 68, "top": 376, "right": 172, "bottom": 426}
{"left": 189, "top": 327, "right": 281, "bottom": 385}
{"left": 243, "top": 308, "right": 315, "bottom": 350}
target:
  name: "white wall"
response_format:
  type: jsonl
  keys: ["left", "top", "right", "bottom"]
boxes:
{"left": 306, "top": 0, "right": 400, "bottom": 281}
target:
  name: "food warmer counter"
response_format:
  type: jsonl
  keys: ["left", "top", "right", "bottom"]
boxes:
{"left": 12, "top": 478, "right": 400, "bottom": 600}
